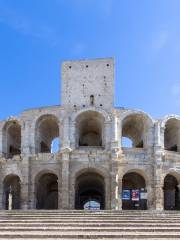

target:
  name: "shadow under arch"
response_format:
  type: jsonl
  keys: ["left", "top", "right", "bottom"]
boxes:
{"left": 2, "top": 120, "right": 21, "bottom": 159}
{"left": 3, "top": 174, "right": 21, "bottom": 210}
{"left": 163, "top": 173, "right": 180, "bottom": 210}
{"left": 75, "top": 169, "right": 105, "bottom": 210}
{"left": 35, "top": 114, "right": 60, "bottom": 154}
{"left": 121, "top": 111, "right": 154, "bottom": 149}
{"left": 163, "top": 117, "right": 180, "bottom": 152}
{"left": 35, "top": 170, "right": 58, "bottom": 209}
{"left": 75, "top": 110, "right": 106, "bottom": 147}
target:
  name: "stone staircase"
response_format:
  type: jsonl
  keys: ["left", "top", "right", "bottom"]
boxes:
{"left": 0, "top": 210, "right": 180, "bottom": 239}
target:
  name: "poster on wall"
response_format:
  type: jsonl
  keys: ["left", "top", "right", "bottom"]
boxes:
{"left": 122, "top": 190, "right": 130, "bottom": 200}
{"left": 140, "top": 192, "right": 148, "bottom": 200}
{"left": 132, "top": 190, "right": 139, "bottom": 201}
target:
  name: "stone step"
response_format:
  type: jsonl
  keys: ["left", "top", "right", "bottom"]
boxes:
{"left": 0, "top": 236, "right": 179, "bottom": 240}
{"left": 1, "top": 220, "right": 180, "bottom": 225}
{"left": 0, "top": 210, "right": 179, "bottom": 216}
{"left": 0, "top": 211, "right": 179, "bottom": 239}
{"left": 0, "top": 226, "right": 180, "bottom": 232}
{"left": 0, "top": 231, "right": 179, "bottom": 238}
{"left": 0, "top": 222, "right": 180, "bottom": 227}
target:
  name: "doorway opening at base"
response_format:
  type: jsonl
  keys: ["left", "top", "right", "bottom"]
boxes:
{"left": 36, "top": 173, "right": 58, "bottom": 209}
{"left": 164, "top": 174, "right": 180, "bottom": 210}
{"left": 75, "top": 172, "right": 105, "bottom": 210}
{"left": 122, "top": 172, "right": 147, "bottom": 210}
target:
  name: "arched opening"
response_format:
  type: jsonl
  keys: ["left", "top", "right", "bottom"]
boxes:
{"left": 35, "top": 115, "right": 60, "bottom": 154}
{"left": 3, "top": 121, "right": 21, "bottom": 159}
{"left": 51, "top": 137, "right": 60, "bottom": 153}
{"left": 122, "top": 172, "right": 147, "bottom": 210}
{"left": 164, "top": 174, "right": 180, "bottom": 210}
{"left": 122, "top": 114, "right": 150, "bottom": 149}
{"left": 76, "top": 111, "right": 104, "bottom": 147}
{"left": 3, "top": 175, "right": 21, "bottom": 210}
{"left": 75, "top": 172, "right": 105, "bottom": 210}
{"left": 164, "top": 118, "right": 180, "bottom": 152}
{"left": 36, "top": 173, "right": 58, "bottom": 209}
{"left": 122, "top": 137, "right": 133, "bottom": 148}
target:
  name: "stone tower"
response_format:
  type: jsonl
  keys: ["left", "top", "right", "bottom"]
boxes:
{"left": 61, "top": 58, "right": 114, "bottom": 110}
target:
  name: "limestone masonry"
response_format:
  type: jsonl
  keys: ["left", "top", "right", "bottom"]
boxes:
{"left": 0, "top": 58, "right": 180, "bottom": 211}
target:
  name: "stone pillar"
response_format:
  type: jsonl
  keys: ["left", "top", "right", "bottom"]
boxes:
{"left": 154, "top": 183, "right": 164, "bottom": 210}
{"left": 146, "top": 183, "right": 154, "bottom": 210}
{"left": 62, "top": 117, "right": 70, "bottom": 149}
{"left": 118, "top": 174, "right": 122, "bottom": 210}
{"left": 0, "top": 179, "right": 4, "bottom": 209}
{"left": 61, "top": 151, "right": 70, "bottom": 209}
{"left": 70, "top": 120, "right": 76, "bottom": 149}
{"left": 21, "top": 183, "right": 29, "bottom": 209}
{"left": 105, "top": 121, "right": 111, "bottom": 150}
{"left": 20, "top": 159, "right": 30, "bottom": 210}
{"left": 177, "top": 129, "right": 180, "bottom": 152}
{"left": 111, "top": 115, "right": 120, "bottom": 149}
{"left": 154, "top": 160, "right": 164, "bottom": 210}
{"left": 153, "top": 121, "right": 164, "bottom": 210}
{"left": 21, "top": 119, "right": 33, "bottom": 156}
{"left": 0, "top": 123, "right": 3, "bottom": 158}
{"left": 110, "top": 151, "right": 120, "bottom": 210}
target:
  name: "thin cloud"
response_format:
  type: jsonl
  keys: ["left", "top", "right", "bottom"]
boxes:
{"left": 0, "top": 5, "right": 59, "bottom": 45}
{"left": 73, "top": 43, "right": 86, "bottom": 55}
{"left": 56, "top": 0, "right": 114, "bottom": 18}
{"left": 171, "top": 84, "right": 180, "bottom": 96}
{"left": 151, "top": 30, "right": 169, "bottom": 56}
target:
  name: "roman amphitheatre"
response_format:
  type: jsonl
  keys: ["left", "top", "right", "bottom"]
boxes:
{"left": 0, "top": 58, "right": 179, "bottom": 239}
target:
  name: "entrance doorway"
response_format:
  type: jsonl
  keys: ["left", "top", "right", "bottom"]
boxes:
{"left": 36, "top": 173, "right": 58, "bottom": 209}
{"left": 3, "top": 175, "right": 21, "bottom": 210}
{"left": 164, "top": 174, "right": 179, "bottom": 210}
{"left": 75, "top": 172, "right": 105, "bottom": 210}
{"left": 122, "top": 172, "right": 147, "bottom": 210}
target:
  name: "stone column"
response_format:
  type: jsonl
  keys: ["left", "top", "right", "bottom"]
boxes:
{"left": 153, "top": 121, "right": 164, "bottom": 210}
{"left": 0, "top": 124, "right": 3, "bottom": 158}
{"left": 110, "top": 151, "right": 120, "bottom": 210}
{"left": 61, "top": 151, "right": 70, "bottom": 209}
{"left": 118, "top": 174, "right": 122, "bottom": 210}
{"left": 146, "top": 183, "right": 154, "bottom": 210}
{"left": 21, "top": 183, "right": 29, "bottom": 209}
{"left": 0, "top": 178, "right": 4, "bottom": 209}
{"left": 154, "top": 162, "right": 164, "bottom": 210}
{"left": 62, "top": 117, "right": 70, "bottom": 149}
{"left": 177, "top": 129, "right": 180, "bottom": 152}
{"left": 111, "top": 115, "right": 120, "bottom": 149}
{"left": 20, "top": 160, "right": 30, "bottom": 209}
{"left": 21, "top": 119, "right": 34, "bottom": 156}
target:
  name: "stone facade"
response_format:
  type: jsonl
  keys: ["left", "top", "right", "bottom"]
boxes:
{"left": 0, "top": 58, "right": 180, "bottom": 211}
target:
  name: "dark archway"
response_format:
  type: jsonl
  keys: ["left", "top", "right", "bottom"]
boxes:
{"left": 35, "top": 115, "right": 60, "bottom": 154}
{"left": 122, "top": 114, "right": 151, "bottom": 149}
{"left": 3, "top": 175, "right": 21, "bottom": 210}
{"left": 75, "top": 172, "right": 105, "bottom": 210}
{"left": 164, "top": 174, "right": 179, "bottom": 210}
{"left": 164, "top": 118, "right": 180, "bottom": 152}
{"left": 2, "top": 121, "right": 21, "bottom": 159}
{"left": 36, "top": 173, "right": 58, "bottom": 209}
{"left": 122, "top": 172, "right": 147, "bottom": 210}
{"left": 76, "top": 111, "right": 105, "bottom": 147}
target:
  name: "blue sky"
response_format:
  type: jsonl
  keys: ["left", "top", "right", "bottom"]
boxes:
{"left": 0, "top": 0, "right": 180, "bottom": 120}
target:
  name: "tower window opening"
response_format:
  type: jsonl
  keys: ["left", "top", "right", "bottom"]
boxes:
{"left": 90, "top": 95, "right": 94, "bottom": 105}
